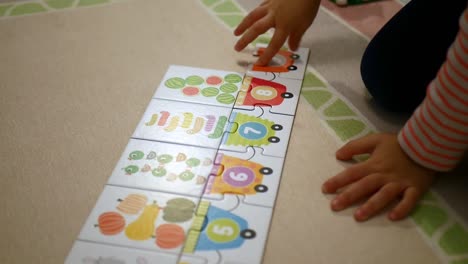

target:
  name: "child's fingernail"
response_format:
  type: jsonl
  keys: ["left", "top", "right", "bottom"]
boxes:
{"left": 355, "top": 208, "right": 367, "bottom": 220}
{"left": 332, "top": 198, "right": 342, "bottom": 210}
{"left": 389, "top": 212, "right": 397, "bottom": 221}
{"left": 321, "top": 184, "right": 328, "bottom": 193}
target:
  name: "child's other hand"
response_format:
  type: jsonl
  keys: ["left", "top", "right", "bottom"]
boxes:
{"left": 322, "top": 133, "right": 436, "bottom": 222}
{"left": 234, "top": 0, "right": 320, "bottom": 65}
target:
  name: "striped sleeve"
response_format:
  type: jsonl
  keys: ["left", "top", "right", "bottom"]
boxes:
{"left": 397, "top": 7, "right": 468, "bottom": 172}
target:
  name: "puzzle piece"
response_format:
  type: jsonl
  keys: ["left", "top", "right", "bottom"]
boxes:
{"left": 220, "top": 107, "right": 294, "bottom": 158}
{"left": 154, "top": 65, "right": 244, "bottom": 108}
{"left": 204, "top": 147, "right": 285, "bottom": 208}
{"left": 182, "top": 196, "right": 272, "bottom": 264}
{"left": 66, "top": 241, "right": 179, "bottom": 264}
{"left": 77, "top": 186, "right": 199, "bottom": 256}
{"left": 107, "top": 139, "right": 217, "bottom": 198}
{"left": 132, "top": 99, "right": 234, "bottom": 149}
{"left": 247, "top": 44, "right": 310, "bottom": 81}
{"left": 234, "top": 75, "right": 303, "bottom": 116}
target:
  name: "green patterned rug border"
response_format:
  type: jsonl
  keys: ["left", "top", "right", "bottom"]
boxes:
{"left": 0, "top": 0, "right": 124, "bottom": 18}
{"left": 199, "top": 0, "right": 468, "bottom": 263}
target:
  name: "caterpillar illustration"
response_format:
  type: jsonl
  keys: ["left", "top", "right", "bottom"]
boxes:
{"left": 145, "top": 114, "right": 158, "bottom": 126}
{"left": 205, "top": 115, "right": 216, "bottom": 132}
{"left": 181, "top": 113, "right": 193, "bottom": 128}
{"left": 208, "top": 116, "right": 228, "bottom": 139}
{"left": 164, "top": 116, "right": 180, "bottom": 132}
{"left": 187, "top": 117, "right": 205, "bottom": 134}
{"left": 158, "top": 111, "right": 170, "bottom": 126}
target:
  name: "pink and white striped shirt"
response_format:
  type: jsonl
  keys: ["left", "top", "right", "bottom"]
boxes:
{"left": 398, "top": 7, "right": 468, "bottom": 171}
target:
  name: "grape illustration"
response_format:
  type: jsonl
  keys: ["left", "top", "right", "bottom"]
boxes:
{"left": 185, "top": 158, "right": 201, "bottom": 167}
{"left": 128, "top": 151, "right": 144, "bottom": 160}
{"left": 152, "top": 167, "right": 167, "bottom": 177}
{"left": 124, "top": 165, "right": 139, "bottom": 175}
{"left": 146, "top": 151, "right": 157, "bottom": 160}
{"left": 179, "top": 171, "right": 195, "bottom": 181}
{"left": 157, "top": 154, "right": 173, "bottom": 164}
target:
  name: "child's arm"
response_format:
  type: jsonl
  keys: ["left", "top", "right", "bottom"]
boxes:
{"left": 234, "top": 0, "right": 321, "bottom": 65}
{"left": 397, "top": 9, "right": 468, "bottom": 172}
{"left": 322, "top": 7, "right": 468, "bottom": 222}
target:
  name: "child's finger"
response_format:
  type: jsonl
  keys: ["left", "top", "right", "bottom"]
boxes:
{"left": 354, "top": 183, "right": 403, "bottom": 221}
{"left": 287, "top": 27, "right": 307, "bottom": 51}
{"left": 388, "top": 187, "right": 421, "bottom": 221}
{"left": 330, "top": 174, "right": 382, "bottom": 211}
{"left": 322, "top": 162, "right": 370, "bottom": 193}
{"left": 234, "top": 16, "right": 272, "bottom": 52}
{"left": 256, "top": 28, "right": 288, "bottom": 65}
{"left": 234, "top": 6, "right": 268, "bottom": 36}
{"left": 336, "top": 134, "right": 380, "bottom": 160}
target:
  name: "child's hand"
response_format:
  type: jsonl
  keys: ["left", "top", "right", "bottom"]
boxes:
{"left": 234, "top": 0, "right": 320, "bottom": 65}
{"left": 322, "top": 133, "right": 436, "bottom": 221}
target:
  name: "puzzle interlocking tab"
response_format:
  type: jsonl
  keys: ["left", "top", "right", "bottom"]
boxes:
{"left": 66, "top": 45, "right": 310, "bottom": 264}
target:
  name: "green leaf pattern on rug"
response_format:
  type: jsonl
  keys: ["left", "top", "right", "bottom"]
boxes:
{"left": 45, "top": 0, "right": 74, "bottom": 9}
{"left": 420, "top": 191, "right": 437, "bottom": 202}
{"left": 252, "top": 35, "right": 271, "bottom": 46}
{"left": 213, "top": 0, "right": 241, "bottom": 13}
{"left": 326, "top": 119, "right": 366, "bottom": 141}
{"left": 217, "top": 14, "right": 243, "bottom": 28}
{"left": 0, "top": 4, "right": 12, "bottom": 16}
{"left": 411, "top": 204, "right": 448, "bottom": 236}
{"left": 0, "top": 0, "right": 114, "bottom": 18}
{"left": 302, "top": 90, "right": 332, "bottom": 109}
{"left": 324, "top": 99, "right": 356, "bottom": 117}
{"left": 203, "top": 0, "right": 244, "bottom": 29}
{"left": 10, "top": 3, "right": 46, "bottom": 16}
{"left": 451, "top": 259, "right": 468, "bottom": 264}
{"left": 439, "top": 223, "right": 468, "bottom": 255}
{"left": 202, "top": 0, "right": 221, "bottom": 7}
{"left": 303, "top": 71, "right": 327, "bottom": 88}
{"left": 78, "top": 0, "right": 109, "bottom": 7}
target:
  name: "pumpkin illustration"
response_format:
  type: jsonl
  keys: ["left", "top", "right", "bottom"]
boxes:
{"left": 96, "top": 212, "right": 125, "bottom": 235}
{"left": 117, "top": 194, "right": 148, "bottom": 215}
{"left": 155, "top": 224, "right": 185, "bottom": 249}
{"left": 125, "top": 202, "right": 160, "bottom": 241}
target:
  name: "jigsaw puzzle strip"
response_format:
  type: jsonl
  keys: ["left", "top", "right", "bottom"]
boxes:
{"left": 68, "top": 51, "right": 310, "bottom": 263}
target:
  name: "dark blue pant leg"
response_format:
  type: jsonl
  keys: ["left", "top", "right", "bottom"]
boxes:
{"left": 360, "top": 0, "right": 467, "bottom": 113}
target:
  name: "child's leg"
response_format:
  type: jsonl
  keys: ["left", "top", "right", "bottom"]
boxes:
{"left": 360, "top": 0, "right": 467, "bottom": 113}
